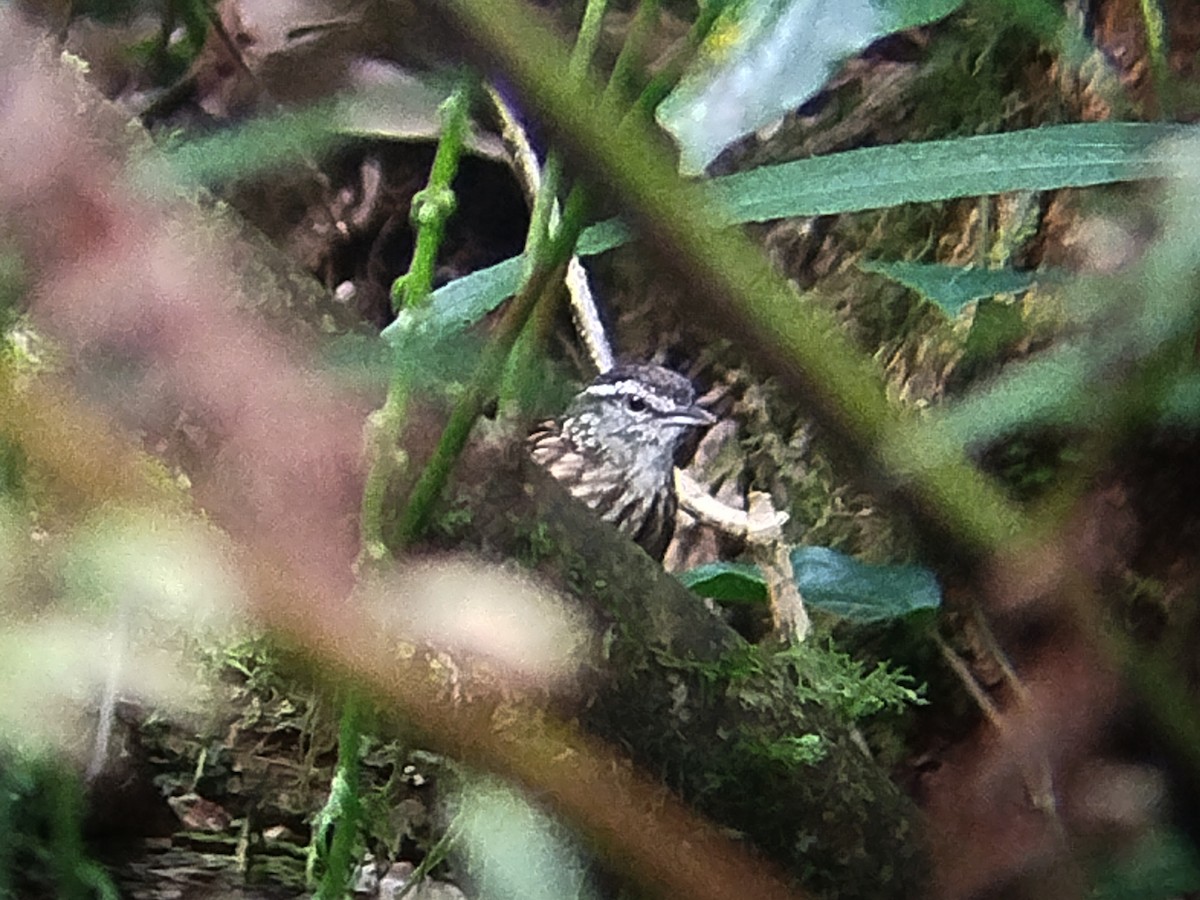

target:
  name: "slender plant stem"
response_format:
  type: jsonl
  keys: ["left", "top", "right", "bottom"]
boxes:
{"left": 315, "top": 693, "right": 364, "bottom": 900}
{"left": 631, "top": 0, "right": 723, "bottom": 118}
{"left": 346, "top": 73, "right": 476, "bottom": 896}
{"left": 359, "top": 73, "right": 475, "bottom": 566}
{"left": 1138, "top": 0, "right": 1171, "bottom": 119}
{"left": 603, "top": 0, "right": 660, "bottom": 109}
{"left": 393, "top": 73, "right": 474, "bottom": 313}
{"left": 42, "top": 761, "right": 118, "bottom": 900}
{"left": 393, "top": 815, "right": 462, "bottom": 900}
{"left": 522, "top": 0, "right": 609, "bottom": 270}
{"left": 494, "top": 0, "right": 614, "bottom": 422}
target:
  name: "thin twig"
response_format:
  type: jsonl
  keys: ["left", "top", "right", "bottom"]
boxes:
{"left": 484, "top": 85, "right": 611, "bottom": 372}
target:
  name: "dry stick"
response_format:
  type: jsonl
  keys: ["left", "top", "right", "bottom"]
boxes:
{"left": 486, "top": 84, "right": 612, "bottom": 372}
{"left": 516, "top": 0, "right": 613, "bottom": 375}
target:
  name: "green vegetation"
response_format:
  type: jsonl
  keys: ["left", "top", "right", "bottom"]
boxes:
{"left": 3, "top": 0, "right": 1200, "bottom": 897}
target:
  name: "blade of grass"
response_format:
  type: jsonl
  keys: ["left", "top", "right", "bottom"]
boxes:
{"left": 379, "top": 121, "right": 1198, "bottom": 348}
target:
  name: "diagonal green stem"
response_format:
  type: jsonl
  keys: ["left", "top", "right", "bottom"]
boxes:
{"left": 603, "top": 0, "right": 660, "bottom": 110}
{"left": 429, "top": 0, "right": 1026, "bottom": 563}
{"left": 1138, "top": 0, "right": 1171, "bottom": 119}
{"left": 390, "top": 256, "right": 570, "bottom": 547}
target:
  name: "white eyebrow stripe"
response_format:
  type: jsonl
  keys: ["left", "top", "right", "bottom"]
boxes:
{"left": 583, "top": 380, "right": 678, "bottom": 413}
{"left": 582, "top": 383, "right": 623, "bottom": 398}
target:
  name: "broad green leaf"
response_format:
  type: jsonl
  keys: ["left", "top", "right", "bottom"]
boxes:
{"left": 680, "top": 549, "right": 941, "bottom": 622}
{"left": 657, "top": 0, "right": 967, "bottom": 174}
{"left": 379, "top": 123, "right": 1199, "bottom": 347}
{"left": 790, "top": 546, "right": 941, "bottom": 622}
{"left": 678, "top": 561, "right": 768, "bottom": 604}
{"left": 380, "top": 221, "right": 630, "bottom": 346}
{"left": 859, "top": 260, "right": 1050, "bottom": 316}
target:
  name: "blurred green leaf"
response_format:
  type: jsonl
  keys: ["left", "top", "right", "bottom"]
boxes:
{"left": 957, "top": 296, "right": 1028, "bottom": 377}
{"left": 678, "top": 561, "right": 768, "bottom": 604}
{"left": 657, "top": 0, "right": 967, "bottom": 173}
{"left": 1160, "top": 371, "right": 1200, "bottom": 425}
{"left": 860, "top": 260, "right": 1050, "bottom": 316}
{"left": 934, "top": 343, "right": 1092, "bottom": 450}
{"left": 146, "top": 105, "right": 342, "bottom": 188}
{"left": 457, "top": 780, "right": 596, "bottom": 900}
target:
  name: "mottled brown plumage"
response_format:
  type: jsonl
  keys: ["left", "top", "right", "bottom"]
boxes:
{"left": 529, "top": 364, "right": 715, "bottom": 559}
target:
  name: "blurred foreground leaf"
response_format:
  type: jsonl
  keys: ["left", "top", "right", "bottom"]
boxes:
{"left": 657, "top": 0, "right": 967, "bottom": 173}
{"left": 1092, "top": 828, "right": 1200, "bottom": 900}
{"left": 457, "top": 780, "right": 596, "bottom": 900}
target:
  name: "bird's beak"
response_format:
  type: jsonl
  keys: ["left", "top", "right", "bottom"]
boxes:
{"left": 665, "top": 405, "right": 717, "bottom": 427}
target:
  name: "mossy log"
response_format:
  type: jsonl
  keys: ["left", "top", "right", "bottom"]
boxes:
{"left": 445, "top": 450, "right": 927, "bottom": 899}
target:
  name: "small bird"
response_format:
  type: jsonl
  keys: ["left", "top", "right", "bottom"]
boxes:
{"left": 529, "top": 364, "right": 716, "bottom": 560}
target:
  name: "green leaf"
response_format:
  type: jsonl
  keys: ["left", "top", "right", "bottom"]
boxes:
{"left": 333, "top": 80, "right": 505, "bottom": 160}
{"left": 145, "top": 105, "right": 342, "bottom": 188}
{"left": 790, "top": 547, "right": 941, "bottom": 622}
{"left": 957, "top": 296, "right": 1028, "bottom": 377}
{"left": 380, "top": 123, "right": 1198, "bottom": 348}
{"left": 859, "top": 260, "right": 1051, "bottom": 316}
{"left": 657, "top": 0, "right": 967, "bottom": 173}
{"left": 711, "top": 122, "right": 1195, "bottom": 222}
{"left": 680, "top": 549, "right": 941, "bottom": 622}
{"left": 379, "top": 221, "right": 630, "bottom": 346}
{"left": 678, "top": 561, "right": 768, "bottom": 605}
{"left": 935, "top": 342, "right": 1092, "bottom": 447}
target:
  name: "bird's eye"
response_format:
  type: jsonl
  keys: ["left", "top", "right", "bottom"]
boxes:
{"left": 625, "top": 396, "right": 647, "bottom": 413}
